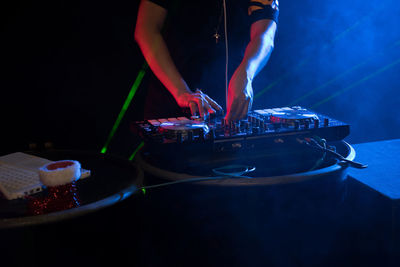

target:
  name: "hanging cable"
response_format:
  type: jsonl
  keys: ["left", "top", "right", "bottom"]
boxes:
{"left": 298, "top": 137, "right": 368, "bottom": 169}
{"left": 139, "top": 164, "right": 256, "bottom": 191}
{"left": 223, "top": 0, "right": 229, "bottom": 110}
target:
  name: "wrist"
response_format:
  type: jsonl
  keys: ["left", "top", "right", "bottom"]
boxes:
{"left": 235, "top": 64, "right": 254, "bottom": 82}
{"left": 170, "top": 85, "right": 193, "bottom": 108}
{"left": 168, "top": 80, "right": 192, "bottom": 99}
{"left": 173, "top": 87, "right": 192, "bottom": 100}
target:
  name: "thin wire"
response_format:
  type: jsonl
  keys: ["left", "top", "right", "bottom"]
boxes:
{"left": 303, "top": 137, "right": 367, "bottom": 169}
{"left": 212, "top": 164, "right": 256, "bottom": 176}
{"left": 140, "top": 175, "right": 237, "bottom": 190}
{"left": 139, "top": 169, "right": 254, "bottom": 191}
{"left": 308, "top": 138, "right": 326, "bottom": 171}
{"left": 223, "top": 0, "right": 229, "bottom": 110}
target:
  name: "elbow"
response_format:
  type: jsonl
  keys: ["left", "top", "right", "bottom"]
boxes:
{"left": 134, "top": 26, "right": 156, "bottom": 49}
{"left": 269, "top": 40, "right": 275, "bottom": 51}
{"left": 134, "top": 21, "right": 147, "bottom": 46}
{"left": 134, "top": 26, "right": 142, "bottom": 45}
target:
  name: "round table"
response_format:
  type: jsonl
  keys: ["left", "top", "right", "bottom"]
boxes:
{"left": 0, "top": 150, "right": 143, "bottom": 229}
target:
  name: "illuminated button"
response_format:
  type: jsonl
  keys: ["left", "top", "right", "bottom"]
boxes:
{"left": 177, "top": 117, "right": 189, "bottom": 121}
{"left": 148, "top": 120, "right": 161, "bottom": 126}
{"left": 324, "top": 118, "right": 329, "bottom": 127}
{"left": 158, "top": 119, "right": 168, "bottom": 123}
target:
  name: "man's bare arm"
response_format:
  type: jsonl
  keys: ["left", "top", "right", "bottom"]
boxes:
{"left": 225, "top": 19, "right": 277, "bottom": 121}
{"left": 134, "top": 1, "right": 190, "bottom": 101}
{"left": 243, "top": 19, "right": 277, "bottom": 79}
{"left": 134, "top": 0, "right": 221, "bottom": 117}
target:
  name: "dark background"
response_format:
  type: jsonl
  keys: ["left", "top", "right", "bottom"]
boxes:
{"left": 1, "top": 2, "right": 399, "bottom": 266}
{"left": 1, "top": 0, "right": 399, "bottom": 157}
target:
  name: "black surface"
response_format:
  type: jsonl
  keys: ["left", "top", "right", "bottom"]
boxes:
{"left": 0, "top": 150, "right": 141, "bottom": 228}
{"left": 1, "top": 142, "right": 400, "bottom": 267}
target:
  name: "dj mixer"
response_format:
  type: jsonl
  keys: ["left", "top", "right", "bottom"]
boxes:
{"left": 132, "top": 106, "right": 350, "bottom": 155}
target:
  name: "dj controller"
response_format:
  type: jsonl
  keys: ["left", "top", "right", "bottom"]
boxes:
{"left": 132, "top": 106, "right": 350, "bottom": 157}
{"left": 131, "top": 106, "right": 363, "bottom": 178}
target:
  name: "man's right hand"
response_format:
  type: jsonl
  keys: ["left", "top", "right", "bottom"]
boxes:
{"left": 175, "top": 89, "right": 222, "bottom": 119}
{"left": 135, "top": 2, "right": 222, "bottom": 120}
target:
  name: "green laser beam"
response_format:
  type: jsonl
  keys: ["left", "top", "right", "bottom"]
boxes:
{"left": 255, "top": 7, "right": 384, "bottom": 100}
{"left": 288, "top": 60, "right": 369, "bottom": 106}
{"left": 255, "top": 59, "right": 308, "bottom": 99}
{"left": 101, "top": 62, "right": 148, "bottom": 154}
{"left": 254, "top": 77, "right": 285, "bottom": 99}
{"left": 331, "top": 20, "right": 362, "bottom": 44}
{"left": 288, "top": 39, "right": 400, "bottom": 106}
{"left": 129, "top": 141, "right": 144, "bottom": 161}
{"left": 311, "top": 58, "right": 400, "bottom": 109}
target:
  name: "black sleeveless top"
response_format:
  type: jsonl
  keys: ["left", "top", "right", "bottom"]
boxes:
{"left": 142, "top": 0, "right": 279, "bottom": 119}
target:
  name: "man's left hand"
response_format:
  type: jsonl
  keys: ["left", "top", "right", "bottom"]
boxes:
{"left": 225, "top": 68, "right": 253, "bottom": 121}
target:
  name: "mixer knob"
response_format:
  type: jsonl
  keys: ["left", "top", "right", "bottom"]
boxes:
{"left": 209, "top": 128, "right": 215, "bottom": 140}
{"left": 188, "top": 131, "right": 193, "bottom": 142}
{"left": 235, "top": 122, "right": 240, "bottom": 133}
{"left": 245, "top": 121, "right": 250, "bottom": 131}
{"left": 256, "top": 119, "right": 262, "bottom": 127}
{"left": 190, "top": 114, "right": 201, "bottom": 121}
{"left": 209, "top": 110, "right": 218, "bottom": 120}
{"left": 248, "top": 115, "right": 255, "bottom": 123}
{"left": 324, "top": 118, "right": 329, "bottom": 127}
{"left": 226, "top": 120, "right": 231, "bottom": 130}
{"left": 314, "top": 119, "right": 320, "bottom": 128}
{"left": 176, "top": 132, "right": 183, "bottom": 143}
{"left": 238, "top": 121, "right": 243, "bottom": 131}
